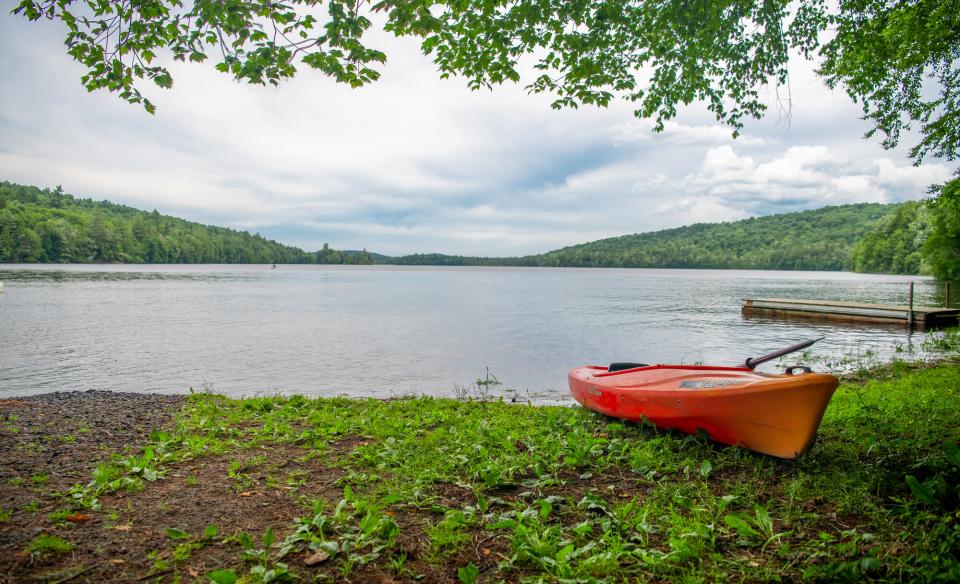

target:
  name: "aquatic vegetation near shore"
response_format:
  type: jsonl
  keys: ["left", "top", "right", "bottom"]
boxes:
{"left": 3, "top": 361, "right": 959, "bottom": 582}
{"left": 788, "top": 325, "right": 960, "bottom": 380}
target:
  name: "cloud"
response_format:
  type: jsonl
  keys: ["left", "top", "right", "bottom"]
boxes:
{"left": 680, "top": 145, "right": 953, "bottom": 216}
{"left": 655, "top": 195, "right": 751, "bottom": 225}
{"left": 615, "top": 120, "right": 770, "bottom": 147}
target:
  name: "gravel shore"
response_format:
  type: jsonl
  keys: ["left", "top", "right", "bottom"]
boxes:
{"left": 0, "top": 391, "right": 184, "bottom": 583}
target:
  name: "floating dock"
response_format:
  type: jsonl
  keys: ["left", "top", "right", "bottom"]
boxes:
{"left": 742, "top": 298, "right": 959, "bottom": 329}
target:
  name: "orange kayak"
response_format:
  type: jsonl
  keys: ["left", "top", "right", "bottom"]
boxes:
{"left": 568, "top": 364, "right": 839, "bottom": 458}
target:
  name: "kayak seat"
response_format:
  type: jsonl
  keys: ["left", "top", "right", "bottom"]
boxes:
{"left": 608, "top": 362, "right": 649, "bottom": 372}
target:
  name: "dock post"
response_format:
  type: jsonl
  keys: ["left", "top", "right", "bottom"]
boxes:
{"left": 908, "top": 282, "right": 915, "bottom": 329}
{"left": 947, "top": 281, "right": 952, "bottom": 308}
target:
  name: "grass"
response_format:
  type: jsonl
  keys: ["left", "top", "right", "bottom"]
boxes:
{"left": 27, "top": 533, "right": 73, "bottom": 557}
{"left": 49, "top": 359, "right": 960, "bottom": 582}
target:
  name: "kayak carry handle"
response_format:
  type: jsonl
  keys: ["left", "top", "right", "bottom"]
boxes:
{"left": 744, "top": 337, "right": 824, "bottom": 370}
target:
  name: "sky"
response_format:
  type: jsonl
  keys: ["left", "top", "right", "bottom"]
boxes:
{"left": 0, "top": 10, "right": 955, "bottom": 257}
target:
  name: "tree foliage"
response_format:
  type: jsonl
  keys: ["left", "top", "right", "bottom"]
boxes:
{"left": 850, "top": 201, "right": 929, "bottom": 275}
{"left": 0, "top": 182, "right": 371, "bottom": 264}
{"left": 924, "top": 178, "right": 960, "bottom": 280}
{"left": 529, "top": 203, "right": 899, "bottom": 271}
{"left": 819, "top": 0, "right": 960, "bottom": 162}
{"left": 381, "top": 204, "right": 906, "bottom": 272}
{"left": 13, "top": 1, "right": 959, "bottom": 160}
{"left": 3, "top": 181, "right": 946, "bottom": 275}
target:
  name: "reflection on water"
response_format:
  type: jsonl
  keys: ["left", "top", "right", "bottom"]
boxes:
{"left": 0, "top": 266, "right": 260, "bottom": 283}
{"left": 0, "top": 264, "right": 945, "bottom": 401}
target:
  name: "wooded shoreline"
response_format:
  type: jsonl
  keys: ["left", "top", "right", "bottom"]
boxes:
{"left": 1, "top": 181, "right": 937, "bottom": 275}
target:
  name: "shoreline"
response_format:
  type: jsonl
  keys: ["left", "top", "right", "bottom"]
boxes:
{"left": 0, "top": 261, "right": 939, "bottom": 276}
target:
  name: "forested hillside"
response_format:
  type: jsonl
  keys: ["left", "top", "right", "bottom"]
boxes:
{"left": 849, "top": 202, "right": 928, "bottom": 275}
{"left": 0, "top": 182, "right": 371, "bottom": 264}
{"left": 381, "top": 203, "right": 909, "bottom": 272}
{"left": 533, "top": 204, "right": 898, "bottom": 271}
{"left": 1, "top": 180, "right": 937, "bottom": 275}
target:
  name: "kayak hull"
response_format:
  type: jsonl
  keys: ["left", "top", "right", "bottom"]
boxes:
{"left": 568, "top": 364, "right": 839, "bottom": 458}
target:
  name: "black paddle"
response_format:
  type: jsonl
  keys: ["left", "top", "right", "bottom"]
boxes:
{"left": 743, "top": 337, "right": 824, "bottom": 370}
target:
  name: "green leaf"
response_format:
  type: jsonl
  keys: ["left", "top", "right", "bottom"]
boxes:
{"left": 699, "top": 460, "right": 713, "bottom": 477}
{"left": 943, "top": 440, "right": 960, "bottom": 468}
{"left": 905, "top": 475, "right": 937, "bottom": 506}
{"left": 236, "top": 532, "right": 254, "bottom": 549}
{"left": 487, "top": 518, "right": 516, "bottom": 530}
{"left": 457, "top": 562, "right": 479, "bottom": 584}
{"left": 577, "top": 492, "right": 612, "bottom": 516}
{"left": 753, "top": 505, "right": 773, "bottom": 536}
{"left": 203, "top": 524, "right": 219, "bottom": 539}
{"left": 539, "top": 499, "right": 552, "bottom": 519}
{"left": 724, "top": 514, "right": 759, "bottom": 538}
{"left": 165, "top": 527, "right": 189, "bottom": 540}
{"left": 207, "top": 569, "right": 237, "bottom": 584}
{"left": 149, "top": 430, "right": 169, "bottom": 442}
{"left": 860, "top": 556, "right": 882, "bottom": 572}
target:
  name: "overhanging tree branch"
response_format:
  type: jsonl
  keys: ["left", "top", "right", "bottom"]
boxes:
{"left": 10, "top": 0, "right": 960, "bottom": 162}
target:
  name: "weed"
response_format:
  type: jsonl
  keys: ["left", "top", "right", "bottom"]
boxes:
{"left": 48, "top": 509, "right": 77, "bottom": 525}
{"left": 457, "top": 562, "right": 479, "bottom": 584}
{"left": 425, "top": 509, "right": 472, "bottom": 560}
{"left": 27, "top": 533, "right": 73, "bottom": 556}
{"left": 230, "top": 527, "right": 295, "bottom": 582}
{"left": 285, "top": 469, "right": 309, "bottom": 488}
{"left": 207, "top": 569, "right": 238, "bottom": 584}
{"left": 278, "top": 490, "right": 400, "bottom": 574}
{"left": 453, "top": 368, "right": 504, "bottom": 401}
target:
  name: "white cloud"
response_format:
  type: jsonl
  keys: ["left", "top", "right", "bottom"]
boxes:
{"left": 681, "top": 145, "right": 953, "bottom": 215}
{"left": 656, "top": 196, "right": 751, "bottom": 225}
{"left": 615, "top": 120, "right": 770, "bottom": 147}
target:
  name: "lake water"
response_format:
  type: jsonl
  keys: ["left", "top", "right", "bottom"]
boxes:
{"left": 0, "top": 264, "right": 945, "bottom": 402}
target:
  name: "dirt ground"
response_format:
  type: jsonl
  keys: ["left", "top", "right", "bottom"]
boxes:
{"left": 0, "top": 392, "right": 508, "bottom": 583}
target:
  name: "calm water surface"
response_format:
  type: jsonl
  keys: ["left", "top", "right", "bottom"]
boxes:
{"left": 0, "top": 264, "right": 944, "bottom": 401}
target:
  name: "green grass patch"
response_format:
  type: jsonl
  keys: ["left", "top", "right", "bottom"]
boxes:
{"left": 27, "top": 533, "right": 73, "bottom": 557}
{"left": 65, "top": 361, "right": 960, "bottom": 581}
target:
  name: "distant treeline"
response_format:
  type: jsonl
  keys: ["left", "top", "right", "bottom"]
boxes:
{"left": 382, "top": 203, "right": 923, "bottom": 273}
{"left": 534, "top": 204, "right": 896, "bottom": 271}
{"left": 3, "top": 179, "right": 954, "bottom": 278}
{"left": 0, "top": 182, "right": 372, "bottom": 264}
